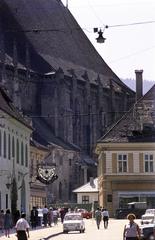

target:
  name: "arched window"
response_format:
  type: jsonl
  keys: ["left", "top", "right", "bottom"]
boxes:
{"left": 0, "top": 130, "right": 1, "bottom": 156}
{"left": 12, "top": 136, "right": 15, "bottom": 158}
{"left": 59, "top": 182, "right": 62, "bottom": 200}
{"left": 16, "top": 139, "right": 19, "bottom": 163}
{"left": 25, "top": 144, "right": 28, "bottom": 167}
{"left": 8, "top": 134, "right": 11, "bottom": 160}
{"left": 21, "top": 142, "right": 24, "bottom": 165}
{"left": 3, "top": 131, "right": 7, "bottom": 158}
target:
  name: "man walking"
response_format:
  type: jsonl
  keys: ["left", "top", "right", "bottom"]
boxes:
{"left": 95, "top": 207, "right": 102, "bottom": 229}
{"left": 102, "top": 208, "right": 109, "bottom": 229}
{"left": 15, "top": 213, "right": 30, "bottom": 240}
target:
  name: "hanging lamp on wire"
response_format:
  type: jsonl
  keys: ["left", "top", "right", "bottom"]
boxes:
{"left": 94, "top": 25, "right": 108, "bottom": 43}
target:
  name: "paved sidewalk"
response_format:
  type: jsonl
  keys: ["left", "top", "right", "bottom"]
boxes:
{"left": 0, "top": 222, "right": 63, "bottom": 240}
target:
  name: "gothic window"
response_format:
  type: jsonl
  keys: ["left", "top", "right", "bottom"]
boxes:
{"left": 21, "top": 142, "right": 24, "bottom": 165}
{"left": 117, "top": 154, "right": 127, "bottom": 173}
{"left": 59, "top": 155, "right": 63, "bottom": 166}
{"left": 0, "top": 130, "right": 1, "bottom": 156}
{"left": 3, "top": 131, "right": 7, "bottom": 158}
{"left": 59, "top": 182, "right": 62, "bottom": 200}
{"left": 25, "top": 144, "right": 28, "bottom": 167}
{"left": 144, "top": 154, "right": 154, "bottom": 172}
{"left": 8, "top": 134, "right": 11, "bottom": 160}
{"left": 12, "top": 136, "right": 15, "bottom": 158}
{"left": 16, "top": 139, "right": 19, "bottom": 163}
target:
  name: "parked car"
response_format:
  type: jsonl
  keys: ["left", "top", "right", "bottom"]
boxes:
{"left": 140, "top": 222, "right": 155, "bottom": 240}
{"left": 141, "top": 209, "right": 155, "bottom": 225}
{"left": 63, "top": 213, "right": 85, "bottom": 233}
{"left": 77, "top": 209, "right": 92, "bottom": 219}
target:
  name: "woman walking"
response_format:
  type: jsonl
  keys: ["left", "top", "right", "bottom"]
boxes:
{"left": 123, "top": 213, "right": 141, "bottom": 240}
{"left": 4, "top": 209, "right": 12, "bottom": 238}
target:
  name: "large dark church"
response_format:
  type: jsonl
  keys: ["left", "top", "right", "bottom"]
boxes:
{"left": 0, "top": 0, "right": 135, "bottom": 202}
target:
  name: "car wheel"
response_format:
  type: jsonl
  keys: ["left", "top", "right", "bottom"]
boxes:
{"left": 148, "top": 234, "right": 154, "bottom": 240}
{"left": 63, "top": 230, "right": 68, "bottom": 234}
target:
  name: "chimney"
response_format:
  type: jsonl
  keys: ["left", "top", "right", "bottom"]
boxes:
{"left": 135, "top": 70, "right": 143, "bottom": 101}
{"left": 90, "top": 177, "right": 94, "bottom": 187}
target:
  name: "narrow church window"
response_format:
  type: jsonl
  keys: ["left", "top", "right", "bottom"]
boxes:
{"left": 16, "top": 139, "right": 19, "bottom": 163}
{"left": 8, "top": 134, "right": 11, "bottom": 160}
{"left": 0, "top": 130, "right": 1, "bottom": 156}
{"left": 3, "top": 131, "right": 7, "bottom": 158}
{"left": 12, "top": 136, "right": 15, "bottom": 158}
{"left": 21, "top": 142, "right": 24, "bottom": 165}
{"left": 25, "top": 144, "right": 28, "bottom": 167}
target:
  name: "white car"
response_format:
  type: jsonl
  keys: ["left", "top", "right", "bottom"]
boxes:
{"left": 141, "top": 209, "right": 155, "bottom": 225}
{"left": 63, "top": 213, "right": 85, "bottom": 233}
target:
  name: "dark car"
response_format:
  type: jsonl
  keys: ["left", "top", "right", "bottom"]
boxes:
{"left": 140, "top": 222, "right": 155, "bottom": 240}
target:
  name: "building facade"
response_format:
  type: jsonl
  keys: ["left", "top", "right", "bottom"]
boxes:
{"left": 0, "top": 87, "right": 32, "bottom": 216}
{"left": 0, "top": 0, "right": 135, "bottom": 202}
{"left": 96, "top": 72, "right": 155, "bottom": 217}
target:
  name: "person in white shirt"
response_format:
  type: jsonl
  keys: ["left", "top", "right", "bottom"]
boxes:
{"left": 102, "top": 208, "right": 109, "bottom": 229}
{"left": 15, "top": 213, "right": 30, "bottom": 240}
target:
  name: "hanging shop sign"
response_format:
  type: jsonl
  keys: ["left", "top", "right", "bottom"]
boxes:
{"left": 36, "top": 166, "right": 58, "bottom": 185}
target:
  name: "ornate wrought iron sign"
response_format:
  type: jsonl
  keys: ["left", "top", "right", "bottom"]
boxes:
{"left": 36, "top": 166, "right": 58, "bottom": 185}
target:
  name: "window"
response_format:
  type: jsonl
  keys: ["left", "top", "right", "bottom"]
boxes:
{"left": 21, "top": 142, "right": 24, "bottom": 165}
{"left": 3, "top": 131, "right": 7, "bottom": 158}
{"left": 69, "top": 159, "right": 72, "bottom": 166}
{"left": 12, "top": 136, "right": 15, "bottom": 158}
{"left": 144, "top": 154, "right": 154, "bottom": 172}
{"left": 16, "top": 139, "right": 19, "bottom": 163}
{"left": 25, "top": 144, "right": 28, "bottom": 167}
{"left": 118, "top": 154, "right": 127, "bottom": 173}
{"left": 82, "top": 195, "right": 89, "bottom": 204}
{"left": 0, "top": 130, "right": 1, "bottom": 156}
{"left": 8, "top": 134, "right": 11, "bottom": 160}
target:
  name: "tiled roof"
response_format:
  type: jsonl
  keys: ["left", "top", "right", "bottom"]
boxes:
{"left": 73, "top": 178, "right": 98, "bottom": 193}
{"left": 1, "top": 0, "right": 134, "bottom": 93}
{"left": 0, "top": 86, "right": 32, "bottom": 129}
{"left": 98, "top": 84, "right": 155, "bottom": 143}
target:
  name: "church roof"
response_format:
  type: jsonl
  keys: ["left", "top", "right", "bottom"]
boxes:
{"left": 97, "top": 84, "right": 155, "bottom": 143}
{"left": 0, "top": 86, "right": 32, "bottom": 129}
{"left": 1, "top": 0, "right": 133, "bottom": 93}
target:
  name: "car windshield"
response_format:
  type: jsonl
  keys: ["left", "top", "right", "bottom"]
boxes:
{"left": 145, "top": 209, "right": 155, "bottom": 214}
{"left": 142, "top": 216, "right": 154, "bottom": 220}
{"left": 64, "top": 215, "right": 82, "bottom": 221}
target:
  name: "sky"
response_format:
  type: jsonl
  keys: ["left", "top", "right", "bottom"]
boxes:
{"left": 61, "top": 0, "right": 155, "bottom": 82}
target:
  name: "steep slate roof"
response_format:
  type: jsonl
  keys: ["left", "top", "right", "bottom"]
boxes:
{"left": 32, "top": 117, "right": 81, "bottom": 151}
{"left": 73, "top": 178, "right": 98, "bottom": 193}
{"left": 1, "top": 0, "right": 133, "bottom": 93}
{"left": 97, "top": 84, "right": 155, "bottom": 143}
{"left": 0, "top": 86, "right": 32, "bottom": 129}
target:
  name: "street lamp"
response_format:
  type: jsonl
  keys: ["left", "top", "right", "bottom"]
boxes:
{"left": 94, "top": 26, "right": 108, "bottom": 43}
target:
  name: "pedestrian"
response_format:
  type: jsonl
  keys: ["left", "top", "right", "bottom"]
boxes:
{"left": 0, "top": 209, "right": 5, "bottom": 233}
{"left": 48, "top": 207, "right": 54, "bottom": 227}
{"left": 42, "top": 205, "right": 48, "bottom": 227}
{"left": 123, "top": 213, "right": 141, "bottom": 240}
{"left": 15, "top": 212, "right": 30, "bottom": 240}
{"left": 102, "top": 208, "right": 109, "bottom": 229}
{"left": 4, "top": 209, "right": 12, "bottom": 238}
{"left": 95, "top": 207, "right": 102, "bottom": 229}
{"left": 53, "top": 208, "right": 59, "bottom": 225}
{"left": 60, "top": 208, "right": 65, "bottom": 223}
{"left": 30, "top": 206, "right": 38, "bottom": 229}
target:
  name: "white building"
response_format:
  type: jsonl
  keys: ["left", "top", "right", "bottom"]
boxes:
{"left": 73, "top": 178, "right": 99, "bottom": 204}
{"left": 0, "top": 87, "right": 32, "bottom": 216}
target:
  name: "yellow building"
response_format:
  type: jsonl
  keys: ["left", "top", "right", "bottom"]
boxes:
{"left": 30, "top": 139, "right": 49, "bottom": 210}
{"left": 96, "top": 82, "right": 155, "bottom": 217}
